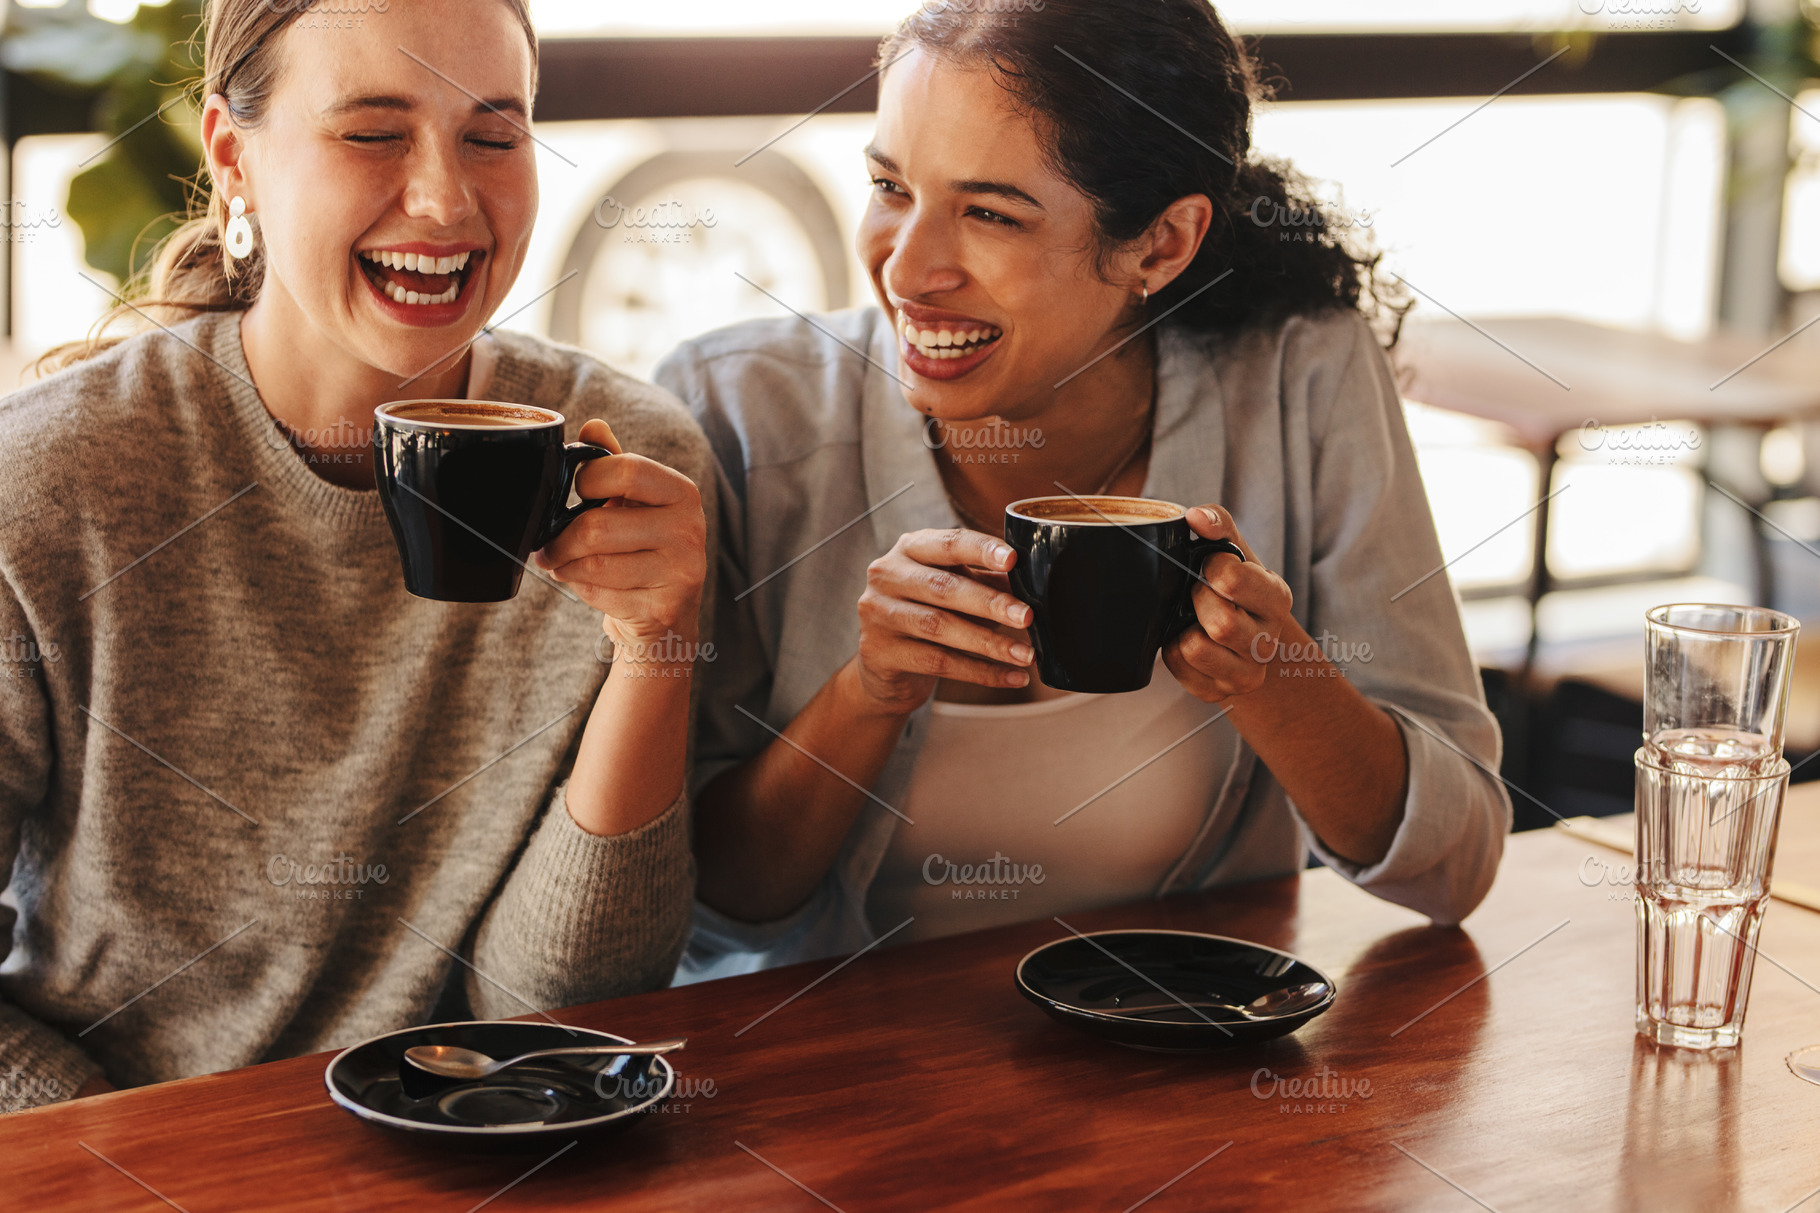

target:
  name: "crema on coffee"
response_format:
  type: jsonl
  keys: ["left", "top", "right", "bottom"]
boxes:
{"left": 380, "top": 401, "right": 557, "bottom": 428}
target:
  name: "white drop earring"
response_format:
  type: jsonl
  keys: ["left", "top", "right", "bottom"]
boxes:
{"left": 226, "top": 196, "right": 254, "bottom": 260}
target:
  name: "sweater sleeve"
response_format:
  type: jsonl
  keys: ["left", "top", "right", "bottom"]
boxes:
{"left": 1291, "top": 314, "right": 1512, "bottom": 924}
{"left": 0, "top": 570, "right": 105, "bottom": 1111}
{"left": 465, "top": 394, "right": 715, "bottom": 1012}
{"left": 466, "top": 785, "right": 695, "bottom": 1014}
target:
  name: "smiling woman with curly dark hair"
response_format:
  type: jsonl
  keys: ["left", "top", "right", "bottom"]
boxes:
{"left": 656, "top": 0, "right": 1503, "bottom": 982}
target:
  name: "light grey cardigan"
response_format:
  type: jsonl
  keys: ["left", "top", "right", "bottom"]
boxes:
{"left": 657, "top": 306, "right": 1510, "bottom": 983}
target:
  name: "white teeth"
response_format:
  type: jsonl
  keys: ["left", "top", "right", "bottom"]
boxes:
{"left": 364, "top": 249, "right": 470, "bottom": 307}
{"left": 899, "top": 316, "right": 1003, "bottom": 359}
{"left": 362, "top": 249, "right": 476, "bottom": 274}
{"left": 381, "top": 278, "right": 459, "bottom": 306}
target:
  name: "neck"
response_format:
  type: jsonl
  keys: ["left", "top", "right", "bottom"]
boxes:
{"left": 936, "top": 330, "right": 1157, "bottom": 520}
{"left": 239, "top": 284, "right": 472, "bottom": 491}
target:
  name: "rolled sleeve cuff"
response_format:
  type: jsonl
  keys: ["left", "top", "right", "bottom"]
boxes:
{"left": 1302, "top": 702, "right": 1509, "bottom": 926}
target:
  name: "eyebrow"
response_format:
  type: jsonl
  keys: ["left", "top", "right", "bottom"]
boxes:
{"left": 866, "top": 146, "right": 1045, "bottom": 211}
{"left": 323, "top": 95, "right": 527, "bottom": 119}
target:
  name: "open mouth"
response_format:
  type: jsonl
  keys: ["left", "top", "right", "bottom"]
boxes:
{"left": 357, "top": 248, "right": 481, "bottom": 309}
{"left": 896, "top": 310, "right": 1005, "bottom": 381}
{"left": 899, "top": 314, "right": 1003, "bottom": 361}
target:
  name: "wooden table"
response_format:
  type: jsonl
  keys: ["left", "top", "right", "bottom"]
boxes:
{"left": 10, "top": 815, "right": 1820, "bottom": 1212}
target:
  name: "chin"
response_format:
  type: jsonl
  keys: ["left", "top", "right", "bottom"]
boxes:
{"left": 358, "top": 324, "right": 485, "bottom": 388}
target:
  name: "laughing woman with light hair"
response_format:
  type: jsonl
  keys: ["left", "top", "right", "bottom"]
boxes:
{"left": 0, "top": 0, "right": 712, "bottom": 1110}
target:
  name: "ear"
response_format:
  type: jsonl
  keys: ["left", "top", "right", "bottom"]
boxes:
{"left": 200, "top": 94, "right": 252, "bottom": 207}
{"left": 1130, "top": 193, "right": 1214, "bottom": 296}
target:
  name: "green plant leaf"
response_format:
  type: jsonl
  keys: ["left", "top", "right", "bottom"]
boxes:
{"left": 66, "top": 153, "right": 180, "bottom": 283}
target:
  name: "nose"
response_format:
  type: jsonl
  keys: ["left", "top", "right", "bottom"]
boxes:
{"left": 880, "top": 208, "right": 967, "bottom": 305}
{"left": 399, "top": 140, "right": 476, "bottom": 229}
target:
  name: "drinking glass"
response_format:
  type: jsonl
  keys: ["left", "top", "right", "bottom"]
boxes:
{"left": 1643, "top": 604, "right": 1798, "bottom": 777}
{"left": 1637, "top": 603, "right": 1798, "bottom": 1050}
{"left": 1634, "top": 750, "right": 1790, "bottom": 1048}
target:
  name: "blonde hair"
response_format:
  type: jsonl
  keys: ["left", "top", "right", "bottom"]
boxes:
{"left": 36, "top": 0, "right": 538, "bottom": 374}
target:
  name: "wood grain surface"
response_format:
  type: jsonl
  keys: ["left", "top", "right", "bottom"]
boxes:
{"left": 7, "top": 824, "right": 1820, "bottom": 1212}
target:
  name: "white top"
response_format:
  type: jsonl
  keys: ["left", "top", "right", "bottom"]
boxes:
{"left": 866, "top": 657, "right": 1229, "bottom": 943}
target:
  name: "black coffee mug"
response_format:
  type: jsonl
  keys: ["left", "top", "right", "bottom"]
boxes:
{"left": 374, "top": 400, "right": 615, "bottom": 603}
{"left": 1005, "top": 495, "right": 1244, "bottom": 693}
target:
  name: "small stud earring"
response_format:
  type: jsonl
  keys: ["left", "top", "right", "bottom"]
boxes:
{"left": 226, "top": 196, "right": 254, "bottom": 260}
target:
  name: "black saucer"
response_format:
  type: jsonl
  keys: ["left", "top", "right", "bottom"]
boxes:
{"left": 324, "top": 1020, "right": 675, "bottom": 1153}
{"left": 1015, "top": 930, "right": 1337, "bottom": 1051}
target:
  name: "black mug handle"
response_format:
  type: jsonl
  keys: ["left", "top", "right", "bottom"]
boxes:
{"left": 1168, "top": 537, "right": 1246, "bottom": 640}
{"left": 539, "top": 441, "right": 616, "bottom": 549}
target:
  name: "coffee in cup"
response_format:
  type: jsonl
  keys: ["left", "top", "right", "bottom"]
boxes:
{"left": 373, "top": 400, "right": 616, "bottom": 603}
{"left": 1004, "top": 495, "right": 1243, "bottom": 693}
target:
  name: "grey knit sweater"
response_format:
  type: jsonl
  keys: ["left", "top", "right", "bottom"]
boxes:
{"left": 0, "top": 311, "right": 711, "bottom": 1112}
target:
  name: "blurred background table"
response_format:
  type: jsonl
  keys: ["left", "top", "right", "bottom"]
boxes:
{"left": 1401, "top": 315, "right": 1820, "bottom": 673}
{"left": 8, "top": 819, "right": 1820, "bottom": 1212}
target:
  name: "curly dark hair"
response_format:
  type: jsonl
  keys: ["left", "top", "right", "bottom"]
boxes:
{"left": 881, "top": 0, "right": 1408, "bottom": 346}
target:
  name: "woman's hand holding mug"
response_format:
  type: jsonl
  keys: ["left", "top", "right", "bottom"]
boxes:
{"left": 1162, "top": 505, "right": 1295, "bottom": 703}
{"left": 535, "top": 418, "right": 708, "bottom": 650}
{"left": 851, "top": 528, "right": 1037, "bottom": 715}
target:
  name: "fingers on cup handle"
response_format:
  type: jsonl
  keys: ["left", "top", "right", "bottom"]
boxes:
{"left": 1189, "top": 505, "right": 1255, "bottom": 564}
{"left": 578, "top": 417, "right": 623, "bottom": 455}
